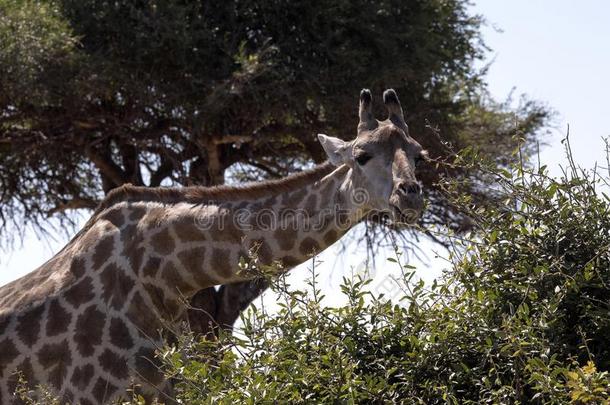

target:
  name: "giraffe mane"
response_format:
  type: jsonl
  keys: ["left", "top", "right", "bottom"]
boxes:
{"left": 67, "top": 161, "right": 336, "bottom": 238}
{"left": 98, "top": 161, "right": 335, "bottom": 212}
{"left": 60, "top": 161, "right": 337, "bottom": 255}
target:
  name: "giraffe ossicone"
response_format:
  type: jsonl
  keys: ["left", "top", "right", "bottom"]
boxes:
{"left": 0, "top": 89, "right": 428, "bottom": 404}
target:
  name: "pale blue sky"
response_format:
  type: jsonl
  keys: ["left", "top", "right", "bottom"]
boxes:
{"left": 475, "top": 0, "right": 610, "bottom": 172}
{"left": 1, "top": 1, "right": 609, "bottom": 288}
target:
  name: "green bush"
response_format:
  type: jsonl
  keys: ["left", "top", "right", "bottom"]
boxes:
{"left": 160, "top": 142, "right": 610, "bottom": 404}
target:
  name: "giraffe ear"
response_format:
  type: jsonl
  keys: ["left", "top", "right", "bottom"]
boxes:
{"left": 318, "top": 134, "right": 352, "bottom": 166}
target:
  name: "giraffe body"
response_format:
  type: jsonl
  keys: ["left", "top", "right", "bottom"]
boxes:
{"left": 0, "top": 89, "right": 428, "bottom": 403}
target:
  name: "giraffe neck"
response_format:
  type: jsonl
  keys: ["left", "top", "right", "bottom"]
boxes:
{"left": 108, "top": 163, "right": 367, "bottom": 317}
{"left": 0, "top": 163, "right": 370, "bottom": 403}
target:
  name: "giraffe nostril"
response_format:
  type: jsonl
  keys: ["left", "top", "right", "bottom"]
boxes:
{"left": 407, "top": 184, "right": 421, "bottom": 195}
{"left": 396, "top": 181, "right": 422, "bottom": 196}
{"left": 397, "top": 182, "right": 408, "bottom": 195}
{"left": 396, "top": 182, "right": 421, "bottom": 196}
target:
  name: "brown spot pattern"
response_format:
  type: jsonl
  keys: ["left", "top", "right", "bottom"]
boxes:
{"left": 150, "top": 228, "right": 175, "bottom": 255}
{"left": 174, "top": 218, "right": 207, "bottom": 243}
{"left": 211, "top": 248, "right": 231, "bottom": 278}
{"left": 128, "top": 205, "right": 147, "bottom": 221}
{"left": 69, "top": 256, "right": 86, "bottom": 278}
{"left": 144, "top": 283, "right": 166, "bottom": 314}
{"left": 100, "top": 263, "right": 135, "bottom": 310}
{"left": 120, "top": 224, "right": 143, "bottom": 270}
{"left": 177, "top": 247, "right": 212, "bottom": 285}
{"left": 274, "top": 227, "right": 296, "bottom": 251}
{"left": 281, "top": 256, "right": 301, "bottom": 268}
{"left": 16, "top": 304, "right": 45, "bottom": 347}
{"left": 144, "top": 282, "right": 180, "bottom": 317}
{"left": 316, "top": 212, "right": 334, "bottom": 231}
{"left": 70, "top": 364, "right": 95, "bottom": 390}
{"left": 141, "top": 256, "right": 162, "bottom": 278}
{"left": 109, "top": 317, "right": 133, "bottom": 350}
{"left": 303, "top": 193, "right": 319, "bottom": 216}
{"left": 103, "top": 207, "right": 125, "bottom": 228}
{"left": 162, "top": 261, "right": 194, "bottom": 296}
{"left": 299, "top": 237, "right": 320, "bottom": 256}
{"left": 129, "top": 246, "right": 145, "bottom": 274}
{"left": 64, "top": 276, "right": 95, "bottom": 308}
{"left": 92, "top": 377, "right": 118, "bottom": 403}
{"left": 134, "top": 346, "right": 165, "bottom": 386}
{"left": 254, "top": 208, "right": 275, "bottom": 229}
{"left": 119, "top": 224, "right": 136, "bottom": 242}
{"left": 92, "top": 234, "right": 115, "bottom": 269}
{"left": 126, "top": 292, "right": 161, "bottom": 338}
{"left": 0, "top": 315, "right": 10, "bottom": 335}
{"left": 247, "top": 200, "right": 263, "bottom": 212}
{"left": 283, "top": 188, "right": 307, "bottom": 205}
{"left": 214, "top": 214, "right": 244, "bottom": 242}
{"left": 324, "top": 229, "right": 338, "bottom": 246}
{"left": 37, "top": 341, "right": 72, "bottom": 389}
{"left": 164, "top": 298, "right": 180, "bottom": 317}
{"left": 264, "top": 195, "right": 278, "bottom": 206}
{"left": 98, "top": 348, "right": 129, "bottom": 380}
{"left": 75, "top": 305, "right": 106, "bottom": 357}
{"left": 80, "top": 398, "right": 95, "bottom": 405}
{"left": 234, "top": 201, "right": 249, "bottom": 210}
{"left": 46, "top": 299, "right": 71, "bottom": 337}
{"left": 0, "top": 338, "right": 19, "bottom": 377}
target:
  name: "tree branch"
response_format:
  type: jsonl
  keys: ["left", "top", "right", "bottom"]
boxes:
{"left": 212, "top": 135, "right": 253, "bottom": 146}
{"left": 150, "top": 158, "right": 175, "bottom": 187}
{"left": 85, "top": 143, "right": 129, "bottom": 188}
{"left": 118, "top": 142, "right": 144, "bottom": 186}
{"left": 46, "top": 197, "right": 99, "bottom": 216}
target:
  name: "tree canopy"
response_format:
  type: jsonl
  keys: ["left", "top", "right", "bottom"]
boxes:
{"left": 0, "top": 0, "right": 550, "bottom": 334}
{"left": 0, "top": 0, "right": 548, "bottom": 235}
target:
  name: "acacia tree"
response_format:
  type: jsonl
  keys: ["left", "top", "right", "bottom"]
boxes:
{"left": 0, "top": 0, "right": 549, "bottom": 335}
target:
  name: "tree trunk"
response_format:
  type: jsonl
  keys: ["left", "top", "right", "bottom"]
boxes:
{"left": 187, "top": 279, "right": 269, "bottom": 338}
{"left": 85, "top": 134, "right": 270, "bottom": 339}
{"left": 186, "top": 137, "right": 269, "bottom": 338}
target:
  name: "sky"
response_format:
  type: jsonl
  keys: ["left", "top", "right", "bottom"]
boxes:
{"left": 1, "top": 1, "right": 610, "bottom": 293}
{"left": 475, "top": 0, "right": 610, "bottom": 172}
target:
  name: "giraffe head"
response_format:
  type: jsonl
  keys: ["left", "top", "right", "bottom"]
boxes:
{"left": 318, "top": 88, "right": 427, "bottom": 223}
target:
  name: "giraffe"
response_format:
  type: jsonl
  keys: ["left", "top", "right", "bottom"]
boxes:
{"left": 0, "top": 89, "right": 428, "bottom": 404}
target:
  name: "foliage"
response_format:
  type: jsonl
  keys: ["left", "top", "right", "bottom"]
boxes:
{"left": 0, "top": 0, "right": 550, "bottom": 241}
{"left": 159, "top": 142, "right": 610, "bottom": 404}
{"left": 0, "top": 0, "right": 76, "bottom": 101}
{"left": 1, "top": 0, "right": 551, "bottom": 353}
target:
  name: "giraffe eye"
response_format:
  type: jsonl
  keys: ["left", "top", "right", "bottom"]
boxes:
{"left": 355, "top": 153, "right": 372, "bottom": 166}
